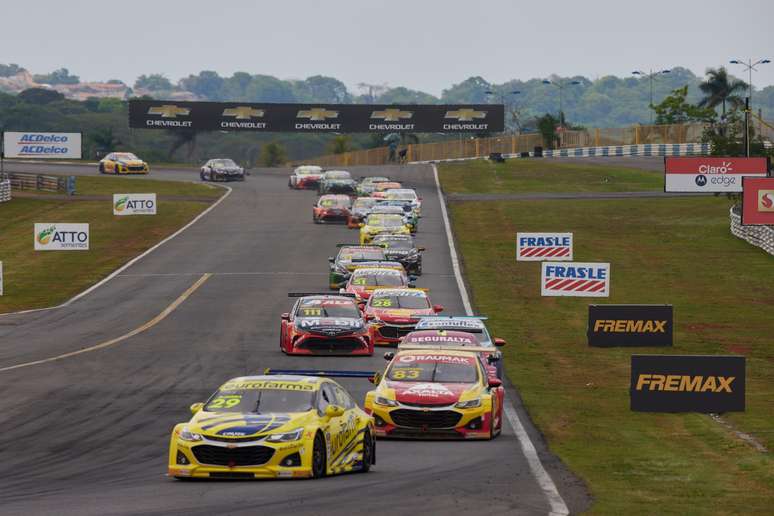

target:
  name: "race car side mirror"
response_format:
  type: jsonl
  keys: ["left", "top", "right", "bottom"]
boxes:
{"left": 281, "top": 313, "right": 290, "bottom": 320}
{"left": 408, "top": 275, "right": 418, "bottom": 282}
{"left": 359, "top": 223, "right": 365, "bottom": 228}
{"left": 417, "top": 247, "right": 426, "bottom": 252}
{"left": 325, "top": 405, "right": 345, "bottom": 418}
{"left": 494, "top": 338, "right": 507, "bottom": 347}
{"left": 487, "top": 354, "right": 500, "bottom": 364}
{"left": 190, "top": 402, "right": 204, "bottom": 415}
{"left": 433, "top": 304, "right": 444, "bottom": 313}
{"left": 328, "top": 257, "right": 335, "bottom": 263}
{"left": 488, "top": 377, "right": 502, "bottom": 388}
{"left": 408, "top": 281, "right": 416, "bottom": 288}
{"left": 383, "top": 352, "right": 395, "bottom": 361}
{"left": 364, "top": 313, "right": 374, "bottom": 321}
{"left": 369, "top": 372, "right": 383, "bottom": 384}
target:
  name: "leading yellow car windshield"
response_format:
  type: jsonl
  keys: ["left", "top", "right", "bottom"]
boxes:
{"left": 205, "top": 387, "right": 315, "bottom": 413}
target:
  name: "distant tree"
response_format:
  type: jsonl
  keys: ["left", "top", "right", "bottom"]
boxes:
{"left": 376, "top": 87, "right": 439, "bottom": 104}
{"left": 0, "top": 63, "right": 25, "bottom": 77}
{"left": 90, "top": 127, "right": 121, "bottom": 155}
{"left": 180, "top": 71, "right": 225, "bottom": 100}
{"left": 134, "top": 74, "right": 173, "bottom": 91}
{"left": 536, "top": 113, "right": 560, "bottom": 149}
{"left": 17, "top": 88, "right": 65, "bottom": 104}
{"left": 653, "top": 86, "right": 715, "bottom": 124}
{"left": 441, "top": 76, "right": 491, "bottom": 104}
{"left": 295, "top": 76, "right": 351, "bottom": 103}
{"left": 261, "top": 142, "right": 287, "bottom": 166}
{"left": 330, "top": 135, "right": 351, "bottom": 154}
{"left": 698, "top": 67, "right": 747, "bottom": 119}
{"left": 167, "top": 130, "right": 197, "bottom": 161}
{"left": 33, "top": 68, "right": 80, "bottom": 85}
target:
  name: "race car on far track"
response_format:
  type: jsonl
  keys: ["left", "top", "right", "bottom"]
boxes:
{"left": 341, "top": 267, "right": 416, "bottom": 301}
{"left": 313, "top": 195, "right": 352, "bottom": 224}
{"left": 280, "top": 293, "right": 373, "bottom": 355}
{"left": 359, "top": 213, "right": 412, "bottom": 244}
{"left": 347, "top": 197, "right": 378, "bottom": 229}
{"left": 372, "top": 234, "right": 424, "bottom": 275}
{"left": 98, "top": 152, "right": 149, "bottom": 174}
{"left": 364, "top": 348, "right": 503, "bottom": 439}
{"left": 399, "top": 329, "right": 504, "bottom": 378}
{"left": 168, "top": 373, "right": 375, "bottom": 479}
{"left": 364, "top": 288, "right": 443, "bottom": 345}
{"left": 318, "top": 170, "right": 357, "bottom": 195}
{"left": 384, "top": 188, "right": 421, "bottom": 214}
{"left": 371, "top": 181, "right": 403, "bottom": 199}
{"left": 369, "top": 205, "right": 417, "bottom": 233}
{"left": 357, "top": 176, "right": 391, "bottom": 196}
{"left": 200, "top": 158, "right": 245, "bottom": 182}
{"left": 289, "top": 165, "right": 323, "bottom": 189}
{"left": 374, "top": 199, "right": 420, "bottom": 231}
{"left": 328, "top": 245, "right": 388, "bottom": 289}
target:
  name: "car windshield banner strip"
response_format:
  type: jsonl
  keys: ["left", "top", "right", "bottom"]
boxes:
{"left": 630, "top": 355, "right": 745, "bottom": 412}
{"left": 128, "top": 100, "right": 504, "bottom": 133}
{"left": 587, "top": 305, "right": 673, "bottom": 347}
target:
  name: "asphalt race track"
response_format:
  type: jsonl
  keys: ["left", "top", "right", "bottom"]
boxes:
{"left": 0, "top": 162, "right": 588, "bottom": 515}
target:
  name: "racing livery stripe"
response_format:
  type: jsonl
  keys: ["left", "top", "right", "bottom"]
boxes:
{"left": 329, "top": 427, "right": 367, "bottom": 467}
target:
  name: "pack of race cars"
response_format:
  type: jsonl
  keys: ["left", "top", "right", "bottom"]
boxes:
{"left": 167, "top": 165, "right": 508, "bottom": 481}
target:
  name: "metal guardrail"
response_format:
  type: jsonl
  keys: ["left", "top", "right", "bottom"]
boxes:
{"left": 0, "top": 180, "right": 10, "bottom": 203}
{"left": 3, "top": 172, "right": 75, "bottom": 194}
{"left": 730, "top": 205, "right": 774, "bottom": 256}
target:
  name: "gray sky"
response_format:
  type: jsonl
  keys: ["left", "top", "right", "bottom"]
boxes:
{"left": 2, "top": 0, "right": 772, "bottom": 95}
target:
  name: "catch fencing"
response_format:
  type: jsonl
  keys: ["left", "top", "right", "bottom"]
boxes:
{"left": 4, "top": 172, "right": 74, "bottom": 194}
{"left": 730, "top": 205, "right": 774, "bottom": 256}
{"left": 0, "top": 180, "right": 10, "bottom": 203}
{"left": 293, "top": 122, "right": 706, "bottom": 168}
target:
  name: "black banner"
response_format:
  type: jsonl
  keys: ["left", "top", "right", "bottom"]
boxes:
{"left": 588, "top": 305, "right": 673, "bottom": 347}
{"left": 630, "top": 355, "right": 745, "bottom": 412}
{"left": 128, "top": 100, "right": 504, "bottom": 133}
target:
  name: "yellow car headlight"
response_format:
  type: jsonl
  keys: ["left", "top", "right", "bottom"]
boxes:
{"left": 178, "top": 425, "right": 203, "bottom": 442}
{"left": 375, "top": 396, "right": 399, "bottom": 407}
{"left": 265, "top": 427, "right": 304, "bottom": 442}
{"left": 455, "top": 398, "right": 481, "bottom": 409}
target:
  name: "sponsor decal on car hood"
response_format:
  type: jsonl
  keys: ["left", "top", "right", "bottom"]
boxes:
{"left": 190, "top": 413, "right": 296, "bottom": 437}
{"left": 387, "top": 381, "right": 474, "bottom": 405}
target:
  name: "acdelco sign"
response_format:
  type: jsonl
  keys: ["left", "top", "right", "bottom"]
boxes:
{"left": 3, "top": 132, "right": 82, "bottom": 159}
{"left": 34, "top": 223, "right": 90, "bottom": 250}
{"left": 588, "top": 305, "right": 673, "bottom": 347}
{"left": 664, "top": 156, "right": 769, "bottom": 193}
{"left": 113, "top": 193, "right": 157, "bottom": 216}
{"left": 630, "top": 355, "right": 745, "bottom": 412}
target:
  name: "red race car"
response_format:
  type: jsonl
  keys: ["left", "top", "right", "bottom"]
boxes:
{"left": 280, "top": 293, "right": 373, "bottom": 355}
{"left": 363, "top": 288, "right": 443, "bottom": 346}
{"left": 365, "top": 348, "right": 504, "bottom": 439}
{"left": 399, "top": 329, "right": 503, "bottom": 378}
{"left": 289, "top": 165, "right": 323, "bottom": 189}
{"left": 341, "top": 267, "right": 416, "bottom": 301}
{"left": 313, "top": 195, "right": 352, "bottom": 224}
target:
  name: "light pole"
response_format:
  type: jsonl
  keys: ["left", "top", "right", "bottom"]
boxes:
{"left": 542, "top": 79, "right": 581, "bottom": 126}
{"left": 730, "top": 58, "right": 771, "bottom": 157}
{"left": 632, "top": 69, "right": 671, "bottom": 124}
{"left": 485, "top": 90, "right": 521, "bottom": 132}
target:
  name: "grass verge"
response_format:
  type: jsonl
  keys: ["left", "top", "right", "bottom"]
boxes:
{"left": 0, "top": 179, "right": 222, "bottom": 312}
{"left": 73, "top": 175, "right": 223, "bottom": 197}
{"left": 448, "top": 195, "right": 773, "bottom": 514}
{"left": 440, "top": 159, "right": 663, "bottom": 194}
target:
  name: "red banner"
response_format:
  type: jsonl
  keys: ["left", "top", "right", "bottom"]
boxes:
{"left": 664, "top": 157, "right": 769, "bottom": 175}
{"left": 742, "top": 177, "right": 774, "bottom": 225}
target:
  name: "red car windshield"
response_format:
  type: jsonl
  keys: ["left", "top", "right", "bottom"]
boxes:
{"left": 370, "top": 293, "right": 429, "bottom": 310}
{"left": 296, "top": 299, "right": 360, "bottom": 318}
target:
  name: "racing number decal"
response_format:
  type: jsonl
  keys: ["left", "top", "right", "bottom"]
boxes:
{"left": 302, "top": 308, "right": 323, "bottom": 316}
{"left": 372, "top": 298, "right": 393, "bottom": 307}
{"left": 391, "top": 368, "right": 420, "bottom": 380}
{"left": 208, "top": 395, "right": 242, "bottom": 409}
{"left": 353, "top": 278, "right": 367, "bottom": 286}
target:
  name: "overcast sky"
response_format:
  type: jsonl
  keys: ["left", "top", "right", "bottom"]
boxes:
{"left": 2, "top": 0, "right": 772, "bottom": 95}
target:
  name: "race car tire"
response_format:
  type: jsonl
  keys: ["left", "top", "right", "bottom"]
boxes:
{"left": 489, "top": 408, "right": 496, "bottom": 440}
{"left": 312, "top": 432, "right": 327, "bottom": 478}
{"left": 200, "top": 171, "right": 206, "bottom": 181}
{"left": 99, "top": 163, "right": 105, "bottom": 174}
{"left": 359, "top": 431, "right": 373, "bottom": 472}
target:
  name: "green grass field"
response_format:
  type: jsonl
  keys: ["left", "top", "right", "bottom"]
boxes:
{"left": 74, "top": 175, "right": 224, "bottom": 197}
{"left": 441, "top": 163, "right": 773, "bottom": 514}
{"left": 441, "top": 159, "right": 663, "bottom": 194}
{"left": 0, "top": 179, "right": 222, "bottom": 313}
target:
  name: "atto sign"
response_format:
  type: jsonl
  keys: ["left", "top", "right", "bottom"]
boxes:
{"left": 664, "top": 156, "right": 769, "bottom": 192}
{"left": 34, "top": 223, "right": 90, "bottom": 250}
{"left": 113, "top": 193, "right": 157, "bottom": 216}
{"left": 3, "top": 132, "right": 82, "bottom": 159}
{"left": 631, "top": 355, "right": 745, "bottom": 412}
{"left": 541, "top": 262, "right": 610, "bottom": 297}
{"left": 588, "top": 305, "right": 673, "bottom": 347}
{"left": 741, "top": 177, "right": 774, "bottom": 225}
{"left": 517, "top": 232, "right": 573, "bottom": 261}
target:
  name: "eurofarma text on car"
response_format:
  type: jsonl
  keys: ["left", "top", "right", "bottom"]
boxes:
{"left": 168, "top": 374, "right": 375, "bottom": 479}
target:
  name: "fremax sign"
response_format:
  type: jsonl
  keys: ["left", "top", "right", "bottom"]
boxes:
{"left": 113, "top": 193, "right": 157, "bottom": 216}
{"left": 516, "top": 232, "right": 573, "bottom": 261}
{"left": 541, "top": 262, "right": 610, "bottom": 297}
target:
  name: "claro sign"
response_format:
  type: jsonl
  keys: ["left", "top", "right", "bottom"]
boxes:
{"left": 34, "top": 223, "right": 90, "bottom": 250}
{"left": 3, "top": 132, "right": 82, "bottom": 159}
{"left": 113, "top": 193, "right": 157, "bottom": 215}
{"left": 631, "top": 355, "right": 745, "bottom": 412}
{"left": 664, "top": 156, "right": 769, "bottom": 193}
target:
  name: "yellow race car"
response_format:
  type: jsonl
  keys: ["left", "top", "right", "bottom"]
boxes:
{"left": 168, "top": 372, "right": 375, "bottom": 480}
{"left": 359, "top": 213, "right": 411, "bottom": 244}
{"left": 99, "top": 152, "right": 149, "bottom": 174}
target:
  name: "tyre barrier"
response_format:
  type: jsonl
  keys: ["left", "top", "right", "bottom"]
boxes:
{"left": 0, "top": 180, "right": 11, "bottom": 203}
{"left": 730, "top": 205, "right": 774, "bottom": 256}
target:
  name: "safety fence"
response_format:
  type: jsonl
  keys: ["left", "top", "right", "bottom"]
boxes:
{"left": 3, "top": 172, "right": 75, "bottom": 194}
{"left": 0, "top": 180, "right": 10, "bottom": 203}
{"left": 292, "top": 122, "right": 706, "bottom": 168}
{"left": 730, "top": 205, "right": 774, "bottom": 256}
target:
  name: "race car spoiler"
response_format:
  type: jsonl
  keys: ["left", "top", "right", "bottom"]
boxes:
{"left": 335, "top": 244, "right": 384, "bottom": 248}
{"left": 396, "top": 345, "right": 500, "bottom": 361}
{"left": 264, "top": 368, "right": 377, "bottom": 379}
{"left": 288, "top": 292, "right": 357, "bottom": 298}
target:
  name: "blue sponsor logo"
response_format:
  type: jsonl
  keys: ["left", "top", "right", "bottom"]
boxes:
{"left": 18, "top": 133, "right": 69, "bottom": 143}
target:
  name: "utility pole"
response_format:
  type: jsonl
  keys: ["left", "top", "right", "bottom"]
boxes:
{"left": 730, "top": 58, "right": 771, "bottom": 157}
{"left": 632, "top": 69, "right": 671, "bottom": 125}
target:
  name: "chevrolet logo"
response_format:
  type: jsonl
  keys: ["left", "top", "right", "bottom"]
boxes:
{"left": 297, "top": 108, "right": 339, "bottom": 121}
{"left": 223, "top": 106, "right": 264, "bottom": 119}
{"left": 444, "top": 108, "right": 487, "bottom": 121}
{"left": 147, "top": 105, "right": 190, "bottom": 118}
{"left": 371, "top": 108, "right": 413, "bottom": 121}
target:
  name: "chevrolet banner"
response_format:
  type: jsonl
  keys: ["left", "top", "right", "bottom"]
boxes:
{"left": 631, "top": 355, "right": 745, "bottom": 412}
{"left": 128, "top": 100, "right": 504, "bottom": 133}
{"left": 588, "top": 305, "right": 673, "bottom": 347}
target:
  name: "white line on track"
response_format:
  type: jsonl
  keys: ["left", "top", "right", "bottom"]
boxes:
{"left": 432, "top": 164, "right": 569, "bottom": 516}
{"left": 0, "top": 184, "right": 232, "bottom": 317}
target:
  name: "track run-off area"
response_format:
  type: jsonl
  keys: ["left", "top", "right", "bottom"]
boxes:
{"left": 0, "top": 163, "right": 589, "bottom": 515}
